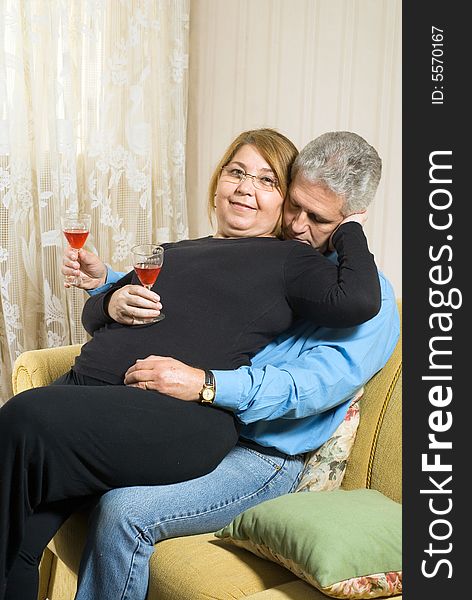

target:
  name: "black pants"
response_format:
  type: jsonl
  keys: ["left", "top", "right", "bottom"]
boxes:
{"left": 0, "top": 370, "right": 239, "bottom": 600}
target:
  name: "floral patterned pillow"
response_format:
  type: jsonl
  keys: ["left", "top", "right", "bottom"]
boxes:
{"left": 295, "top": 389, "right": 363, "bottom": 493}
{"left": 322, "top": 570, "right": 402, "bottom": 599}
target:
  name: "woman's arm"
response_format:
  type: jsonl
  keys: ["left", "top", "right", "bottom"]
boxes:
{"left": 81, "top": 272, "right": 135, "bottom": 334}
{"left": 82, "top": 276, "right": 163, "bottom": 333}
{"left": 214, "top": 274, "right": 398, "bottom": 422}
{"left": 285, "top": 222, "right": 381, "bottom": 328}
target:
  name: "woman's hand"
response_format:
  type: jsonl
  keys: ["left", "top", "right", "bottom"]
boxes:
{"left": 62, "top": 248, "right": 108, "bottom": 289}
{"left": 107, "top": 285, "right": 162, "bottom": 325}
{"left": 124, "top": 356, "right": 205, "bottom": 401}
{"left": 328, "top": 211, "right": 368, "bottom": 251}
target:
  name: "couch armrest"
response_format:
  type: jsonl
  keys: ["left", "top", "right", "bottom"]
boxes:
{"left": 341, "top": 301, "right": 402, "bottom": 502}
{"left": 12, "top": 345, "right": 82, "bottom": 394}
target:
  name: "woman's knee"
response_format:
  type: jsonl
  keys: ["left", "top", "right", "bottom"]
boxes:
{"left": 0, "top": 389, "right": 45, "bottom": 437}
{"left": 0, "top": 389, "right": 77, "bottom": 467}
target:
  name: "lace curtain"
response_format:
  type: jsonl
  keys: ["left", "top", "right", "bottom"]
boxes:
{"left": 0, "top": 0, "right": 190, "bottom": 403}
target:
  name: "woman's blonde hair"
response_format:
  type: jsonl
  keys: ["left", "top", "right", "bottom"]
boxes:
{"left": 208, "top": 128, "right": 298, "bottom": 235}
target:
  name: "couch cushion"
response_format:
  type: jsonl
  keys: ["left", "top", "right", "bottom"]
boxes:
{"left": 216, "top": 489, "right": 402, "bottom": 599}
{"left": 149, "top": 532, "right": 297, "bottom": 599}
{"left": 248, "top": 580, "right": 353, "bottom": 599}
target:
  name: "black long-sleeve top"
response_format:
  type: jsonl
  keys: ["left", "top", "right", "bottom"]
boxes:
{"left": 74, "top": 223, "right": 380, "bottom": 384}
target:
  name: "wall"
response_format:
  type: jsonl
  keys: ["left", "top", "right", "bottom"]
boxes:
{"left": 186, "top": 0, "right": 402, "bottom": 296}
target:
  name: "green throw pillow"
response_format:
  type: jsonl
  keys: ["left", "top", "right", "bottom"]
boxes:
{"left": 215, "top": 489, "right": 402, "bottom": 599}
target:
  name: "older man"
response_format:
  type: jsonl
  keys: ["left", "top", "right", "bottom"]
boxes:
{"left": 8, "top": 132, "right": 400, "bottom": 600}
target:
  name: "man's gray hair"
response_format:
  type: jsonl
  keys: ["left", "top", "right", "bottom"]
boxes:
{"left": 291, "top": 131, "right": 382, "bottom": 214}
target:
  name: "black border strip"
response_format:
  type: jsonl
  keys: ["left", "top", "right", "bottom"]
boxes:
{"left": 403, "top": 2, "right": 467, "bottom": 597}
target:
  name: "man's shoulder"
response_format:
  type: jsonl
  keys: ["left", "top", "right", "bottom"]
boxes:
{"left": 377, "top": 270, "right": 396, "bottom": 300}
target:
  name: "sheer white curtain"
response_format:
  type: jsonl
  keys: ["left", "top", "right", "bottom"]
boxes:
{"left": 0, "top": 0, "right": 190, "bottom": 403}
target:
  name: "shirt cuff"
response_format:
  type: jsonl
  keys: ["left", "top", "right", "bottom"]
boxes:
{"left": 212, "top": 369, "right": 245, "bottom": 413}
{"left": 88, "top": 266, "right": 115, "bottom": 296}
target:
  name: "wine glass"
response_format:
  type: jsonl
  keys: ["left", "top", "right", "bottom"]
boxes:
{"left": 61, "top": 212, "right": 91, "bottom": 286}
{"left": 131, "top": 243, "right": 165, "bottom": 323}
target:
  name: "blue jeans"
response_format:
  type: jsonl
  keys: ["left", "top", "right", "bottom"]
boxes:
{"left": 75, "top": 442, "right": 305, "bottom": 600}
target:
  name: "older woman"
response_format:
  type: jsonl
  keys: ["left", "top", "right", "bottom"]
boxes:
{"left": 0, "top": 128, "right": 380, "bottom": 600}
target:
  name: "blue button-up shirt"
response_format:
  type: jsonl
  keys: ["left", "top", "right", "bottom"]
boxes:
{"left": 90, "top": 261, "right": 399, "bottom": 455}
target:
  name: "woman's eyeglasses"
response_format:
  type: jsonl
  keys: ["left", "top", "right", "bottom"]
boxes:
{"left": 220, "top": 166, "right": 278, "bottom": 191}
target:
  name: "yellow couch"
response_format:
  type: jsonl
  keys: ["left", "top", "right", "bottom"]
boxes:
{"left": 12, "top": 304, "right": 402, "bottom": 600}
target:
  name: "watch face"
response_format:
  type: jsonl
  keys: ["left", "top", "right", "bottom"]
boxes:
{"left": 202, "top": 387, "right": 214, "bottom": 401}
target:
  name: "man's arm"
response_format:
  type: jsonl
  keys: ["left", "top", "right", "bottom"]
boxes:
{"left": 212, "top": 273, "right": 399, "bottom": 423}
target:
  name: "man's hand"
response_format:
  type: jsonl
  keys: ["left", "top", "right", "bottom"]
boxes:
{"left": 124, "top": 356, "right": 205, "bottom": 401}
{"left": 339, "top": 212, "right": 368, "bottom": 226}
{"left": 108, "top": 286, "right": 162, "bottom": 325}
{"left": 62, "top": 248, "right": 108, "bottom": 290}
{"left": 328, "top": 211, "right": 368, "bottom": 251}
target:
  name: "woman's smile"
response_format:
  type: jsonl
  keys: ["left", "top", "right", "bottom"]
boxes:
{"left": 228, "top": 199, "right": 257, "bottom": 211}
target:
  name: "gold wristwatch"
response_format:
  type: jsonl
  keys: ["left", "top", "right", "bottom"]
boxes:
{"left": 199, "top": 370, "right": 216, "bottom": 404}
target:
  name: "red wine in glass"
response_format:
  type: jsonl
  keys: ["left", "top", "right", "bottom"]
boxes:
{"left": 63, "top": 229, "right": 90, "bottom": 249}
{"left": 131, "top": 244, "right": 165, "bottom": 322}
{"left": 134, "top": 263, "right": 162, "bottom": 288}
{"left": 61, "top": 213, "right": 91, "bottom": 286}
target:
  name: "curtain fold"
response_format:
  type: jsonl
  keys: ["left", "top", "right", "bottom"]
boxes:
{"left": 0, "top": 0, "right": 190, "bottom": 403}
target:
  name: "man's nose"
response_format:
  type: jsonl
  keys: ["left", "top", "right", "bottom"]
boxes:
{"left": 289, "top": 211, "right": 308, "bottom": 233}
